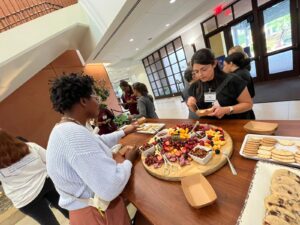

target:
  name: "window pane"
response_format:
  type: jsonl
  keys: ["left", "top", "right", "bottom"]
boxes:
{"left": 167, "top": 76, "right": 175, "bottom": 85}
{"left": 263, "top": 0, "right": 291, "bottom": 53}
{"left": 151, "top": 64, "right": 157, "bottom": 73}
{"left": 150, "top": 82, "right": 156, "bottom": 89}
{"left": 231, "top": 19, "right": 255, "bottom": 57}
{"left": 233, "top": 0, "right": 252, "bottom": 19}
{"left": 156, "top": 61, "right": 163, "bottom": 70}
{"left": 165, "top": 66, "right": 173, "bottom": 76}
{"left": 153, "top": 72, "right": 159, "bottom": 80}
{"left": 172, "top": 63, "right": 180, "bottom": 74}
{"left": 153, "top": 89, "right": 159, "bottom": 97}
{"left": 156, "top": 80, "right": 162, "bottom": 88}
{"left": 174, "top": 73, "right": 183, "bottom": 83}
{"left": 250, "top": 60, "right": 257, "bottom": 78}
{"left": 148, "top": 55, "right": 154, "bottom": 64}
{"left": 268, "top": 50, "right": 293, "bottom": 74}
{"left": 158, "top": 69, "right": 166, "bottom": 78}
{"left": 179, "top": 60, "right": 187, "bottom": 72}
{"left": 153, "top": 52, "right": 160, "bottom": 62}
{"left": 149, "top": 74, "right": 154, "bottom": 82}
{"left": 143, "top": 58, "right": 149, "bottom": 66}
{"left": 217, "top": 7, "right": 233, "bottom": 27}
{"left": 164, "top": 87, "right": 171, "bottom": 95}
{"left": 169, "top": 53, "right": 177, "bottom": 64}
{"left": 167, "top": 43, "right": 174, "bottom": 54}
{"left": 203, "top": 17, "right": 217, "bottom": 34}
{"left": 158, "top": 88, "right": 164, "bottom": 95}
{"left": 209, "top": 31, "right": 227, "bottom": 58}
{"left": 160, "top": 47, "right": 167, "bottom": 58}
{"left": 162, "top": 57, "right": 170, "bottom": 67}
{"left": 176, "top": 49, "right": 185, "bottom": 61}
{"left": 258, "top": 0, "right": 271, "bottom": 7}
{"left": 161, "top": 78, "right": 168, "bottom": 86}
{"left": 146, "top": 66, "right": 151, "bottom": 75}
{"left": 174, "top": 38, "right": 182, "bottom": 50}
{"left": 170, "top": 85, "right": 178, "bottom": 94}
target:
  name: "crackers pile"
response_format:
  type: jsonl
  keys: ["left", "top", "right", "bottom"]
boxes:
{"left": 263, "top": 169, "right": 300, "bottom": 225}
{"left": 242, "top": 136, "right": 300, "bottom": 165}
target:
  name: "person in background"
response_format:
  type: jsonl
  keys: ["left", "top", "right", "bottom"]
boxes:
{"left": 97, "top": 104, "right": 118, "bottom": 135}
{"left": 47, "top": 73, "right": 139, "bottom": 225}
{"left": 181, "top": 67, "right": 199, "bottom": 119}
{"left": 129, "top": 82, "right": 158, "bottom": 119}
{"left": 187, "top": 48, "right": 254, "bottom": 119}
{"left": 0, "top": 129, "right": 69, "bottom": 225}
{"left": 119, "top": 80, "right": 139, "bottom": 115}
{"left": 228, "top": 45, "right": 251, "bottom": 71}
{"left": 223, "top": 52, "right": 255, "bottom": 98}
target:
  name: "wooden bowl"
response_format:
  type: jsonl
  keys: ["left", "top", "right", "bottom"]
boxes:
{"left": 181, "top": 173, "right": 217, "bottom": 208}
{"left": 243, "top": 121, "right": 278, "bottom": 135}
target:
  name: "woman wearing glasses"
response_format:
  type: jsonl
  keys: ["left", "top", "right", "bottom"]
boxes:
{"left": 187, "top": 48, "right": 254, "bottom": 119}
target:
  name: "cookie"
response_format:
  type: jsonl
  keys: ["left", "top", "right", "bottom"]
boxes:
{"left": 258, "top": 149, "right": 272, "bottom": 156}
{"left": 259, "top": 146, "right": 274, "bottom": 151}
{"left": 272, "top": 175, "right": 300, "bottom": 188}
{"left": 271, "top": 149, "right": 294, "bottom": 157}
{"left": 258, "top": 154, "right": 271, "bottom": 159}
{"left": 264, "top": 194, "right": 298, "bottom": 211}
{"left": 278, "top": 139, "right": 294, "bottom": 146}
{"left": 266, "top": 206, "right": 298, "bottom": 225}
{"left": 272, "top": 156, "right": 295, "bottom": 163}
{"left": 263, "top": 215, "right": 290, "bottom": 225}
{"left": 271, "top": 183, "right": 299, "bottom": 199}
{"left": 272, "top": 169, "right": 300, "bottom": 183}
{"left": 294, "top": 141, "right": 300, "bottom": 147}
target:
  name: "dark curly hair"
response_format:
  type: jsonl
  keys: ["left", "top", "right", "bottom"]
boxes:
{"left": 49, "top": 73, "right": 95, "bottom": 113}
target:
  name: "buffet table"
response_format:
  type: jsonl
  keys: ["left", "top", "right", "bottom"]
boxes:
{"left": 120, "top": 119, "right": 300, "bottom": 225}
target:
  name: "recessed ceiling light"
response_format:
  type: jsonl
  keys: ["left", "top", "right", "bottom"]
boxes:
{"left": 129, "top": 38, "right": 134, "bottom": 42}
{"left": 169, "top": 0, "right": 176, "bottom": 3}
{"left": 165, "top": 23, "right": 170, "bottom": 27}
{"left": 136, "top": 48, "right": 139, "bottom": 51}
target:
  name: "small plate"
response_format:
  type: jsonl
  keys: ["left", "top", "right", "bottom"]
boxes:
{"left": 196, "top": 108, "right": 214, "bottom": 117}
{"left": 181, "top": 173, "right": 217, "bottom": 208}
{"left": 243, "top": 121, "right": 278, "bottom": 135}
{"left": 111, "top": 144, "right": 122, "bottom": 154}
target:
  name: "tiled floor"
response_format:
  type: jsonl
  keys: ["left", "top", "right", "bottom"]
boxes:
{"left": 2, "top": 98, "right": 300, "bottom": 225}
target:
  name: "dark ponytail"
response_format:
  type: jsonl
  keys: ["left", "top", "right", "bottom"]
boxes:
{"left": 224, "top": 52, "right": 251, "bottom": 69}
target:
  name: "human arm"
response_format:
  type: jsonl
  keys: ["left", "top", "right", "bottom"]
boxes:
{"left": 208, "top": 87, "right": 253, "bottom": 119}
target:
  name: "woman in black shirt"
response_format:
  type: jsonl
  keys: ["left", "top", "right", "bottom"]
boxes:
{"left": 223, "top": 52, "right": 255, "bottom": 98}
{"left": 187, "top": 48, "right": 254, "bottom": 119}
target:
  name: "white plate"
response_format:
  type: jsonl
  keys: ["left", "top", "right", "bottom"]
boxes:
{"left": 237, "top": 161, "right": 300, "bottom": 225}
{"left": 136, "top": 123, "right": 165, "bottom": 134}
{"left": 240, "top": 134, "right": 300, "bottom": 168}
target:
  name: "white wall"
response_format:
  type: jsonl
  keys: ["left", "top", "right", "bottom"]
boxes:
{"left": 0, "top": 4, "right": 89, "bottom": 101}
{"left": 130, "top": 63, "right": 154, "bottom": 97}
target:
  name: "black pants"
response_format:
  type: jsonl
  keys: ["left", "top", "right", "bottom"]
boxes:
{"left": 19, "top": 177, "right": 69, "bottom": 225}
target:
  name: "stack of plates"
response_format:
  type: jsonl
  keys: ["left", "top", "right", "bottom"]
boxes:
{"left": 243, "top": 121, "right": 278, "bottom": 135}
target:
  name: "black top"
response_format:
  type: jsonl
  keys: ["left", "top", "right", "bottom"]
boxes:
{"left": 234, "top": 68, "right": 255, "bottom": 98}
{"left": 188, "top": 71, "right": 255, "bottom": 119}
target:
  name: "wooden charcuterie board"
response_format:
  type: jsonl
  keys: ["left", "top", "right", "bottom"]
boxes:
{"left": 141, "top": 129, "right": 233, "bottom": 181}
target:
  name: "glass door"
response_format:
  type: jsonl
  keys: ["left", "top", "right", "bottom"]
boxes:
{"left": 260, "top": 0, "right": 297, "bottom": 78}
{"left": 230, "top": 19, "right": 257, "bottom": 78}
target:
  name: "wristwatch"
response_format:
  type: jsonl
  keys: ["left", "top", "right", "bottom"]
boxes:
{"left": 228, "top": 106, "right": 234, "bottom": 115}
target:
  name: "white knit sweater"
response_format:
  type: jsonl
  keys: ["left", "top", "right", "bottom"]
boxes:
{"left": 46, "top": 122, "right": 132, "bottom": 210}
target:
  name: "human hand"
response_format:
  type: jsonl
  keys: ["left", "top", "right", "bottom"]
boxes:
{"left": 208, "top": 105, "right": 229, "bottom": 119}
{"left": 124, "top": 146, "right": 139, "bottom": 163}
{"left": 186, "top": 97, "right": 197, "bottom": 112}
{"left": 123, "top": 124, "right": 138, "bottom": 135}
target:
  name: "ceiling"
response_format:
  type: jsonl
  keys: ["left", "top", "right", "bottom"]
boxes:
{"left": 90, "top": 0, "right": 227, "bottom": 81}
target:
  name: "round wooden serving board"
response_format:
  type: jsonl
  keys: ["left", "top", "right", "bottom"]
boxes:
{"left": 141, "top": 127, "right": 233, "bottom": 181}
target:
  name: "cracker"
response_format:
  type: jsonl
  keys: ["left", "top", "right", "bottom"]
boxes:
{"left": 278, "top": 139, "right": 294, "bottom": 146}
{"left": 271, "top": 149, "right": 294, "bottom": 157}
{"left": 258, "top": 149, "right": 272, "bottom": 156}
{"left": 259, "top": 146, "right": 274, "bottom": 151}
